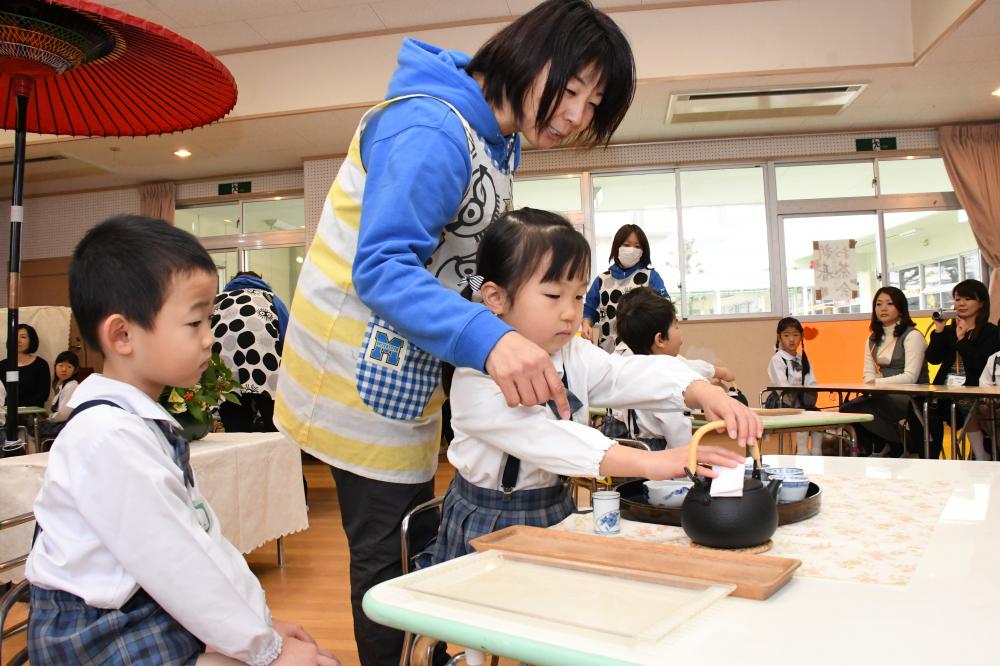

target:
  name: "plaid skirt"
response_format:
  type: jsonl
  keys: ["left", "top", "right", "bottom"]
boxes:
{"left": 427, "top": 472, "right": 575, "bottom": 565}
{"left": 29, "top": 586, "right": 203, "bottom": 665}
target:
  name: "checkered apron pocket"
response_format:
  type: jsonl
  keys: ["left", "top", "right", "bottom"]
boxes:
{"left": 355, "top": 315, "right": 441, "bottom": 421}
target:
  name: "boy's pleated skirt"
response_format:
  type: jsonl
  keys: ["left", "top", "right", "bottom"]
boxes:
{"left": 428, "top": 472, "right": 575, "bottom": 565}
{"left": 29, "top": 586, "right": 203, "bottom": 665}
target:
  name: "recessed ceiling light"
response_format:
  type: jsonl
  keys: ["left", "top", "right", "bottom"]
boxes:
{"left": 174, "top": 148, "right": 192, "bottom": 158}
{"left": 993, "top": 87, "right": 1000, "bottom": 97}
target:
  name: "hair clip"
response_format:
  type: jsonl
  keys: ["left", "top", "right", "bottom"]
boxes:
{"left": 460, "top": 274, "right": 485, "bottom": 294}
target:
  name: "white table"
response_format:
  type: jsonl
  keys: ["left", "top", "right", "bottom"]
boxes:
{"left": 1, "top": 432, "right": 309, "bottom": 583}
{"left": 365, "top": 456, "right": 1000, "bottom": 665}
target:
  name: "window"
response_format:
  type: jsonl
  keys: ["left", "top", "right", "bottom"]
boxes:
{"left": 513, "top": 176, "right": 582, "bottom": 212}
{"left": 878, "top": 157, "right": 953, "bottom": 195}
{"left": 244, "top": 246, "right": 305, "bottom": 306}
{"left": 592, "top": 173, "right": 679, "bottom": 295}
{"left": 885, "top": 209, "right": 978, "bottom": 310}
{"left": 776, "top": 162, "right": 876, "bottom": 200}
{"left": 176, "top": 203, "right": 239, "bottom": 237}
{"left": 243, "top": 198, "right": 306, "bottom": 234}
{"left": 783, "top": 213, "right": 879, "bottom": 315}
{"left": 680, "top": 167, "right": 770, "bottom": 316}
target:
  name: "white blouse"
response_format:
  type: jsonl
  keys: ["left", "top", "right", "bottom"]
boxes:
{"left": 448, "top": 336, "right": 704, "bottom": 491}
{"left": 26, "top": 374, "right": 282, "bottom": 666}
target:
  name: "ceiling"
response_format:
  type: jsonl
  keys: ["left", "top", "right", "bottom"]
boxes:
{"left": 1, "top": 0, "right": 999, "bottom": 196}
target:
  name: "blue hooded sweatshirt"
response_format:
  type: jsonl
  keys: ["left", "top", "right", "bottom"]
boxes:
{"left": 222, "top": 274, "right": 290, "bottom": 339}
{"left": 351, "top": 39, "right": 519, "bottom": 371}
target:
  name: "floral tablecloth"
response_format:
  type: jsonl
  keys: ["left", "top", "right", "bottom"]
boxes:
{"left": 554, "top": 475, "right": 954, "bottom": 586}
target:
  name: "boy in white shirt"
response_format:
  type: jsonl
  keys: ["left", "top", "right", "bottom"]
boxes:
{"left": 25, "top": 216, "right": 338, "bottom": 665}
{"left": 975, "top": 350, "right": 1000, "bottom": 460}
{"left": 614, "top": 287, "right": 735, "bottom": 449}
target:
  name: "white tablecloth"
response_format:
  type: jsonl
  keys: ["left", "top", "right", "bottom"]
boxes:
{"left": 1, "top": 431, "right": 309, "bottom": 582}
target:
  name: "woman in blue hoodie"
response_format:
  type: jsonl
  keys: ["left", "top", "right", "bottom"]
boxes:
{"left": 276, "top": 2, "right": 635, "bottom": 663}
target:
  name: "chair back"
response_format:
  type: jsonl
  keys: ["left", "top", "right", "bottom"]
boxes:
{"left": 400, "top": 496, "right": 444, "bottom": 575}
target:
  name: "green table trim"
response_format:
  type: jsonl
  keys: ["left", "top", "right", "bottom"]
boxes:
{"left": 692, "top": 413, "right": 873, "bottom": 429}
{"left": 364, "top": 583, "right": 640, "bottom": 666}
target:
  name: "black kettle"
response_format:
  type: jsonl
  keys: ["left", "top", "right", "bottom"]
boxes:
{"left": 680, "top": 421, "right": 782, "bottom": 549}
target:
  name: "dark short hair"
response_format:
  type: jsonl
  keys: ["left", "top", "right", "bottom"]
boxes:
{"left": 17, "top": 324, "right": 39, "bottom": 354}
{"left": 609, "top": 224, "right": 651, "bottom": 268}
{"left": 70, "top": 215, "right": 216, "bottom": 351}
{"left": 475, "top": 207, "right": 590, "bottom": 304}
{"left": 467, "top": 0, "right": 635, "bottom": 147}
{"left": 53, "top": 350, "right": 80, "bottom": 387}
{"left": 616, "top": 287, "right": 676, "bottom": 355}
{"left": 953, "top": 278, "right": 990, "bottom": 340}
{"left": 869, "top": 286, "right": 916, "bottom": 344}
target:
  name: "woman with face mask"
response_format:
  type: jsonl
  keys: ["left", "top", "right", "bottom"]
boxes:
{"left": 583, "top": 224, "right": 669, "bottom": 352}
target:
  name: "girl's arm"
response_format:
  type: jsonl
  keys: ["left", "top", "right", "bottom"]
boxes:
{"left": 49, "top": 380, "right": 78, "bottom": 422}
{"left": 599, "top": 440, "right": 744, "bottom": 481}
{"left": 766, "top": 353, "right": 787, "bottom": 386}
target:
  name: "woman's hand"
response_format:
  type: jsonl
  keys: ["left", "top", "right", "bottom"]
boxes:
{"left": 956, "top": 317, "right": 969, "bottom": 340}
{"left": 934, "top": 319, "right": 947, "bottom": 334}
{"left": 644, "top": 444, "right": 745, "bottom": 481}
{"left": 485, "top": 331, "right": 570, "bottom": 419}
{"left": 581, "top": 319, "right": 595, "bottom": 344}
{"left": 684, "top": 381, "right": 763, "bottom": 446}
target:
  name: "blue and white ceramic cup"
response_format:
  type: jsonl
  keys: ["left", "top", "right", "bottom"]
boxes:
{"left": 592, "top": 490, "right": 621, "bottom": 535}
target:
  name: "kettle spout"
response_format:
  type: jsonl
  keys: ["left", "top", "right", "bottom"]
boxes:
{"left": 766, "top": 478, "right": 783, "bottom": 501}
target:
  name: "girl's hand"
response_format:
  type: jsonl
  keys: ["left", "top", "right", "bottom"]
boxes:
{"left": 714, "top": 365, "right": 735, "bottom": 382}
{"left": 684, "top": 381, "right": 763, "bottom": 446}
{"left": 272, "top": 620, "right": 317, "bottom": 646}
{"left": 581, "top": 320, "right": 595, "bottom": 344}
{"left": 273, "top": 637, "right": 341, "bottom": 666}
{"left": 486, "top": 331, "right": 570, "bottom": 419}
{"left": 644, "top": 445, "right": 745, "bottom": 481}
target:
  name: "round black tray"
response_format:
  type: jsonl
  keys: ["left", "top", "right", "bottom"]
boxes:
{"left": 616, "top": 479, "right": 822, "bottom": 527}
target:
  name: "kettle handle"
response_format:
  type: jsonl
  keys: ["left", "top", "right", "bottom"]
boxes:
{"left": 686, "top": 420, "right": 728, "bottom": 476}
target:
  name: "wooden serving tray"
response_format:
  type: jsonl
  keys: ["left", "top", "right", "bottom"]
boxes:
{"left": 471, "top": 525, "right": 801, "bottom": 600}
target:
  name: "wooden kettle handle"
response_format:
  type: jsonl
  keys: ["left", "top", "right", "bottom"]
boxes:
{"left": 687, "top": 420, "right": 727, "bottom": 474}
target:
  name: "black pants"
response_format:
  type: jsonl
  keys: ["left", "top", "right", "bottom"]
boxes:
{"left": 218, "top": 394, "right": 276, "bottom": 433}
{"left": 331, "top": 466, "right": 436, "bottom": 666}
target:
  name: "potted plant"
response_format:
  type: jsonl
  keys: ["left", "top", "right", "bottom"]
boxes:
{"left": 159, "top": 353, "right": 241, "bottom": 441}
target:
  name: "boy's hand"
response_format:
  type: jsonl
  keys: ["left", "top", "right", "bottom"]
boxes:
{"left": 685, "top": 381, "right": 763, "bottom": 446}
{"left": 486, "top": 331, "right": 570, "bottom": 419}
{"left": 273, "top": 637, "right": 340, "bottom": 666}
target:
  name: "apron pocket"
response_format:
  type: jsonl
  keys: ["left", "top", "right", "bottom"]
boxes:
{"left": 355, "top": 315, "right": 441, "bottom": 421}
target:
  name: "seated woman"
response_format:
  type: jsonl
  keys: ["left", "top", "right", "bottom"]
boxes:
{"left": 910, "top": 279, "right": 999, "bottom": 460}
{"left": 38, "top": 350, "right": 80, "bottom": 442}
{"left": 841, "top": 287, "right": 927, "bottom": 457}
{"left": 0, "top": 323, "right": 51, "bottom": 409}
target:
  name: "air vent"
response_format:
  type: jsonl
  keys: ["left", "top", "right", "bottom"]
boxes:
{"left": 666, "top": 84, "right": 867, "bottom": 124}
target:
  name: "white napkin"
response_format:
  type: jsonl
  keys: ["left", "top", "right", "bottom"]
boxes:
{"left": 710, "top": 463, "right": 744, "bottom": 498}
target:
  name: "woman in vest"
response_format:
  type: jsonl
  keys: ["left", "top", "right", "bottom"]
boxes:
{"left": 582, "top": 224, "right": 670, "bottom": 352}
{"left": 841, "top": 286, "right": 928, "bottom": 457}
{"left": 274, "top": 2, "right": 636, "bottom": 664}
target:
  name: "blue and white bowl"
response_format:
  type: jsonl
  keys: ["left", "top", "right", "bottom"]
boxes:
{"left": 766, "top": 466, "right": 804, "bottom": 478}
{"left": 643, "top": 479, "right": 693, "bottom": 508}
{"left": 770, "top": 474, "right": 810, "bottom": 503}
{"left": 745, "top": 461, "right": 772, "bottom": 480}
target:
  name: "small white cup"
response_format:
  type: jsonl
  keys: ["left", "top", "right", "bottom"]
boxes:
{"left": 592, "top": 490, "right": 621, "bottom": 535}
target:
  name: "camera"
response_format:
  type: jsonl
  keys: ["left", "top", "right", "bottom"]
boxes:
{"left": 932, "top": 310, "right": 958, "bottom": 321}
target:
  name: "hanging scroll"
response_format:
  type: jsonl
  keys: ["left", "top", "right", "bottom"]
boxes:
{"left": 812, "top": 239, "right": 858, "bottom": 302}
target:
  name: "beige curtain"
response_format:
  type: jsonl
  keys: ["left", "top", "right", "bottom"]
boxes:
{"left": 139, "top": 182, "right": 176, "bottom": 224}
{"left": 939, "top": 123, "right": 1000, "bottom": 308}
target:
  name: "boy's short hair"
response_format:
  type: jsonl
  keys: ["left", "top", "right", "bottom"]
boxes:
{"left": 18, "top": 323, "right": 40, "bottom": 354}
{"left": 616, "top": 286, "right": 676, "bottom": 355}
{"left": 70, "top": 215, "right": 217, "bottom": 351}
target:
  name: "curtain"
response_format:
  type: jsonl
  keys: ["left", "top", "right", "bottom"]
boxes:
{"left": 139, "top": 181, "right": 176, "bottom": 224}
{"left": 939, "top": 123, "right": 1000, "bottom": 308}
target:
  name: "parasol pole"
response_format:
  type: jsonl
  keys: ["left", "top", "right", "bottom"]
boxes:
{"left": 4, "top": 76, "right": 31, "bottom": 454}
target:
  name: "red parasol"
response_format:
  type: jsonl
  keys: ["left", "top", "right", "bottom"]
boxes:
{"left": 0, "top": 0, "right": 238, "bottom": 453}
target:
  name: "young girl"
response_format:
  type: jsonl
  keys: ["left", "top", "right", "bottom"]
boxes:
{"left": 582, "top": 224, "right": 670, "bottom": 353}
{"left": 766, "top": 317, "right": 823, "bottom": 455}
{"left": 431, "top": 208, "right": 758, "bottom": 564}
{"left": 38, "top": 350, "right": 80, "bottom": 441}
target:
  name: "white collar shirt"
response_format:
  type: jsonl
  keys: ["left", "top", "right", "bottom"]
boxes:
{"left": 25, "top": 374, "right": 281, "bottom": 666}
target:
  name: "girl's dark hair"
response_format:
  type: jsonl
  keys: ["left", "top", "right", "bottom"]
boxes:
{"left": 467, "top": 0, "right": 635, "bottom": 148}
{"left": 609, "top": 224, "right": 651, "bottom": 268}
{"left": 616, "top": 286, "right": 675, "bottom": 355}
{"left": 70, "top": 215, "right": 217, "bottom": 350}
{"left": 775, "top": 316, "right": 811, "bottom": 377}
{"left": 869, "top": 286, "right": 916, "bottom": 344}
{"left": 475, "top": 207, "right": 590, "bottom": 303}
{"left": 17, "top": 323, "right": 39, "bottom": 354}
{"left": 953, "top": 278, "right": 991, "bottom": 341}
{"left": 52, "top": 350, "right": 80, "bottom": 388}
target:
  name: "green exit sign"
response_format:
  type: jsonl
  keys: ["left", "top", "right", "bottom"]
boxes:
{"left": 218, "top": 181, "right": 252, "bottom": 195}
{"left": 855, "top": 137, "right": 897, "bottom": 152}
